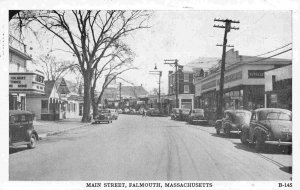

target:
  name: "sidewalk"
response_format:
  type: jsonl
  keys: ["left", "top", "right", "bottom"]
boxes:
{"left": 33, "top": 117, "right": 91, "bottom": 139}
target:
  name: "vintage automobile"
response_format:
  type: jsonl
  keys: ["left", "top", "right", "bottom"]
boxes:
{"left": 187, "top": 109, "right": 208, "bottom": 125}
{"left": 109, "top": 109, "right": 119, "bottom": 120}
{"left": 93, "top": 109, "right": 113, "bottom": 124}
{"left": 215, "top": 110, "right": 251, "bottom": 136}
{"left": 9, "top": 110, "right": 39, "bottom": 149}
{"left": 170, "top": 108, "right": 181, "bottom": 120}
{"left": 240, "top": 108, "right": 292, "bottom": 152}
{"left": 146, "top": 108, "right": 161, "bottom": 116}
{"left": 178, "top": 108, "right": 191, "bottom": 121}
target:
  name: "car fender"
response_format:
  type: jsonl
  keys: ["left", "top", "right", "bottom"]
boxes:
{"left": 215, "top": 120, "right": 222, "bottom": 129}
{"left": 27, "top": 129, "right": 39, "bottom": 141}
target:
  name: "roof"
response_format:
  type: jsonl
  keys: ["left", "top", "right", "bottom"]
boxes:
{"left": 9, "top": 110, "right": 33, "bottom": 115}
{"left": 255, "top": 108, "right": 292, "bottom": 114}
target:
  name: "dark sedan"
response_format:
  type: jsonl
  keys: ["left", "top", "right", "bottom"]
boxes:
{"left": 240, "top": 108, "right": 292, "bottom": 152}
{"left": 215, "top": 110, "right": 251, "bottom": 137}
{"left": 187, "top": 109, "right": 208, "bottom": 125}
{"left": 9, "top": 110, "right": 38, "bottom": 149}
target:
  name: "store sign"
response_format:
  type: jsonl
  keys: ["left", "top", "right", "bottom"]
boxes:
{"left": 270, "top": 94, "right": 277, "bottom": 103}
{"left": 248, "top": 70, "right": 265, "bottom": 78}
{"left": 217, "top": 71, "right": 243, "bottom": 85}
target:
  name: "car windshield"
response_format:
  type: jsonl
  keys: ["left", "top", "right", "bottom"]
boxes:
{"left": 100, "top": 110, "right": 110, "bottom": 113}
{"left": 234, "top": 111, "right": 251, "bottom": 124}
{"left": 181, "top": 109, "right": 190, "bottom": 114}
{"left": 193, "top": 109, "right": 204, "bottom": 114}
{"left": 259, "top": 110, "right": 292, "bottom": 121}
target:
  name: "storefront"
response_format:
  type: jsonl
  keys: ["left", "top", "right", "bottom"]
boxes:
{"left": 194, "top": 50, "right": 291, "bottom": 121}
{"left": 265, "top": 65, "right": 292, "bottom": 110}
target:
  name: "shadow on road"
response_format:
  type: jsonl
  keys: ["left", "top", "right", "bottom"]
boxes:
{"left": 9, "top": 147, "right": 28, "bottom": 154}
{"left": 233, "top": 142, "right": 292, "bottom": 155}
{"left": 280, "top": 166, "right": 292, "bottom": 174}
{"left": 211, "top": 133, "right": 240, "bottom": 139}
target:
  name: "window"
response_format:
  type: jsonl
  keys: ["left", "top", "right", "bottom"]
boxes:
{"left": 41, "top": 100, "right": 48, "bottom": 109}
{"left": 184, "top": 73, "right": 189, "bottom": 82}
{"left": 184, "top": 85, "right": 189, "bottom": 93}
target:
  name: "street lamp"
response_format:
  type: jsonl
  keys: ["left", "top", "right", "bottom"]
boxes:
{"left": 149, "top": 64, "right": 162, "bottom": 113}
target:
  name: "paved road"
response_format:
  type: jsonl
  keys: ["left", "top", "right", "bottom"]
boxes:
{"left": 9, "top": 115, "right": 292, "bottom": 181}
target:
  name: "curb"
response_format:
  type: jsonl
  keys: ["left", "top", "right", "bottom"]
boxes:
{"left": 38, "top": 123, "right": 91, "bottom": 140}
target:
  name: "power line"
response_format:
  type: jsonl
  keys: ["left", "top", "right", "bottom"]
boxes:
{"left": 242, "top": 43, "right": 292, "bottom": 61}
{"left": 243, "top": 48, "right": 292, "bottom": 64}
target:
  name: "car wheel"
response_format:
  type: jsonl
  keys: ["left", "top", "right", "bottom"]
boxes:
{"left": 27, "top": 134, "right": 37, "bottom": 149}
{"left": 255, "top": 133, "right": 265, "bottom": 152}
{"left": 240, "top": 130, "right": 249, "bottom": 145}
{"left": 224, "top": 127, "right": 231, "bottom": 137}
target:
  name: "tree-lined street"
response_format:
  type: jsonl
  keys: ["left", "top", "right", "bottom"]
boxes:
{"left": 9, "top": 115, "right": 292, "bottom": 181}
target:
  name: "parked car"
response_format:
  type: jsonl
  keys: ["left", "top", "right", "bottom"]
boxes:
{"left": 129, "top": 108, "right": 137, "bottom": 115}
{"left": 188, "top": 109, "right": 208, "bottom": 125}
{"left": 240, "top": 108, "right": 292, "bottom": 152}
{"left": 9, "top": 110, "right": 39, "bottom": 149}
{"left": 215, "top": 110, "right": 251, "bottom": 137}
{"left": 93, "top": 109, "right": 113, "bottom": 124}
{"left": 178, "top": 108, "right": 191, "bottom": 121}
{"left": 109, "top": 109, "right": 119, "bottom": 120}
{"left": 147, "top": 108, "right": 160, "bottom": 116}
{"left": 117, "top": 109, "right": 123, "bottom": 114}
{"left": 123, "top": 108, "right": 130, "bottom": 114}
{"left": 171, "top": 108, "right": 180, "bottom": 120}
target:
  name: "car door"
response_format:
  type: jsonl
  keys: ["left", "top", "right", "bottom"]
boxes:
{"left": 19, "top": 114, "right": 29, "bottom": 142}
{"left": 249, "top": 111, "right": 257, "bottom": 141}
{"left": 9, "top": 115, "right": 18, "bottom": 143}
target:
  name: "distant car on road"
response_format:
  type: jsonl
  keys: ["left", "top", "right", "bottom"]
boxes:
{"left": 109, "top": 109, "right": 118, "bottom": 120}
{"left": 178, "top": 108, "right": 191, "bottom": 121}
{"left": 123, "top": 108, "right": 130, "bottom": 114}
{"left": 147, "top": 108, "right": 161, "bottom": 116}
{"left": 187, "top": 109, "right": 208, "bottom": 125}
{"left": 171, "top": 108, "right": 180, "bottom": 120}
{"left": 117, "top": 109, "right": 123, "bottom": 114}
{"left": 93, "top": 109, "right": 113, "bottom": 124}
{"left": 9, "top": 110, "right": 39, "bottom": 149}
{"left": 240, "top": 108, "right": 292, "bottom": 152}
{"left": 215, "top": 110, "right": 251, "bottom": 137}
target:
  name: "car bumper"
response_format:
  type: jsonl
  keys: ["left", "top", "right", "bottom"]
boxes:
{"left": 265, "top": 140, "right": 292, "bottom": 146}
{"left": 190, "top": 119, "right": 208, "bottom": 125}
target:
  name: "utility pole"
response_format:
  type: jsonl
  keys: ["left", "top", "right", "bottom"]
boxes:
{"left": 214, "top": 18, "right": 239, "bottom": 119}
{"left": 119, "top": 82, "right": 122, "bottom": 109}
{"left": 149, "top": 65, "right": 162, "bottom": 113}
{"left": 164, "top": 59, "right": 181, "bottom": 108}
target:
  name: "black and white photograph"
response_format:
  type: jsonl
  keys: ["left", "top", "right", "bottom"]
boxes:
{"left": 1, "top": 0, "right": 300, "bottom": 190}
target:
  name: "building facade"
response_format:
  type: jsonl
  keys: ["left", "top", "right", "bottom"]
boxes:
{"left": 194, "top": 49, "right": 291, "bottom": 121}
{"left": 264, "top": 64, "right": 292, "bottom": 110}
{"left": 9, "top": 35, "right": 45, "bottom": 111}
{"left": 168, "top": 69, "right": 195, "bottom": 110}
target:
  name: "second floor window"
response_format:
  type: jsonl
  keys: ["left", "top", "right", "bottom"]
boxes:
{"left": 184, "top": 85, "right": 190, "bottom": 93}
{"left": 184, "top": 73, "right": 189, "bottom": 82}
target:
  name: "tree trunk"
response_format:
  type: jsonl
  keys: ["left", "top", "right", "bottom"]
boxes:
{"left": 81, "top": 71, "right": 92, "bottom": 122}
{"left": 90, "top": 86, "right": 98, "bottom": 118}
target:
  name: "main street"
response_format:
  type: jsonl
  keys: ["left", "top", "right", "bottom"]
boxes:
{"left": 9, "top": 115, "right": 292, "bottom": 181}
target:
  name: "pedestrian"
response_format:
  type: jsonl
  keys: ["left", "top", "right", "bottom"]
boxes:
{"left": 142, "top": 109, "right": 145, "bottom": 117}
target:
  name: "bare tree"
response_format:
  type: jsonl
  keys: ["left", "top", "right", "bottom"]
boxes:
{"left": 36, "top": 54, "right": 76, "bottom": 82}
{"left": 11, "top": 10, "right": 151, "bottom": 122}
{"left": 90, "top": 42, "right": 137, "bottom": 117}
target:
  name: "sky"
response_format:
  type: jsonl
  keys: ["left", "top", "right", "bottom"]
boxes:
{"left": 122, "top": 10, "right": 292, "bottom": 94}
{"left": 14, "top": 10, "right": 292, "bottom": 94}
